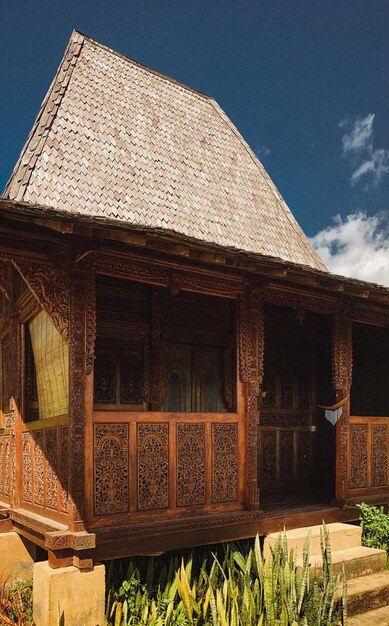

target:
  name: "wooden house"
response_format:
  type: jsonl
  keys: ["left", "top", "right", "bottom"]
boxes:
{"left": 0, "top": 31, "right": 388, "bottom": 571}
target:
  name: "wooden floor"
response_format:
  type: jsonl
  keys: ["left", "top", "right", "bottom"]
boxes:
{"left": 259, "top": 501, "right": 360, "bottom": 535}
{"left": 4, "top": 499, "right": 360, "bottom": 561}
{"left": 89, "top": 500, "right": 360, "bottom": 559}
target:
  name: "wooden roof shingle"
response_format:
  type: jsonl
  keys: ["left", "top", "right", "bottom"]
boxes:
{"left": 4, "top": 31, "right": 327, "bottom": 272}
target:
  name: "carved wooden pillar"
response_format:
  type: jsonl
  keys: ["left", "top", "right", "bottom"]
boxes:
{"left": 332, "top": 311, "right": 353, "bottom": 503}
{"left": 239, "top": 288, "right": 264, "bottom": 509}
{"left": 0, "top": 262, "right": 12, "bottom": 304}
{"left": 68, "top": 268, "right": 88, "bottom": 532}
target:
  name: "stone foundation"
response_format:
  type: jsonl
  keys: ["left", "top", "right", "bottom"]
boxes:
{"left": 33, "top": 561, "right": 105, "bottom": 626}
{"left": 0, "top": 531, "right": 36, "bottom": 582}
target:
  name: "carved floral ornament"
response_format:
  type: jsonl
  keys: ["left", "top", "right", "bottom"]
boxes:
{"left": 0, "top": 262, "right": 12, "bottom": 302}
{"left": 0, "top": 252, "right": 71, "bottom": 341}
{"left": 93, "top": 257, "right": 244, "bottom": 298}
{"left": 12, "top": 259, "right": 71, "bottom": 341}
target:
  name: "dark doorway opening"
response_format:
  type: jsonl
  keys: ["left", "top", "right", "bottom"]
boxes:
{"left": 351, "top": 323, "right": 389, "bottom": 418}
{"left": 259, "top": 304, "right": 335, "bottom": 507}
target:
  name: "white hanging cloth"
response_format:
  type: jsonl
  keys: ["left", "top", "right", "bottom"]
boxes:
{"left": 324, "top": 406, "right": 343, "bottom": 425}
{"left": 318, "top": 396, "right": 349, "bottom": 427}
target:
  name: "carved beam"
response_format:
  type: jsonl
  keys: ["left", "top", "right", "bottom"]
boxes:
{"left": 263, "top": 289, "right": 337, "bottom": 315}
{"left": 351, "top": 305, "right": 389, "bottom": 327}
{"left": 94, "top": 256, "right": 243, "bottom": 298}
{"left": 45, "top": 530, "right": 95, "bottom": 551}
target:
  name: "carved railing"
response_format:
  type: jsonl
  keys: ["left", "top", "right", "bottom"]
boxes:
{"left": 91, "top": 412, "right": 242, "bottom": 521}
{"left": 19, "top": 420, "right": 69, "bottom": 518}
{"left": 349, "top": 416, "right": 389, "bottom": 499}
{"left": 0, "top": 429, "right": 15, "bottom": 503}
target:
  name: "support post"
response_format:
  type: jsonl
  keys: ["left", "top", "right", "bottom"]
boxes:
{"left": 68, "top": 268, "right": 88, "bottom": 533}
{"left": 240, "top": 287, "right": 264, "bottom": 509}
{"left": 332, "top": 311, "right": 353, "bottom": 503}
{"left": 33, "top": 561, "right": 105, "bottom": 626}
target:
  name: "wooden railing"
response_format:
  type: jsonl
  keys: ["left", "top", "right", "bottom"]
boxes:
{"left": 0, "top": 428, "right": 14, "bottom": 504}
{"left": 349, "top": 416, "right": 389, "bottom": 496}
{"left": 19, "top": 416, "right": 69, "bottom": 520}
{"left": 90, "top": 411, "right": 243, "bottom": 523}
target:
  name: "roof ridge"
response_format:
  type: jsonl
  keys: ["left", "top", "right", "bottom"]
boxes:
{"left": 3, "top": 31, "right": 84, "bottom": 199}
{"left": 73, "top": 30, "right": 213, "bottom": 103}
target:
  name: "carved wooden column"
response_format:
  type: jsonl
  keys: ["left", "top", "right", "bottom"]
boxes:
{"left": 239, "top": 287, "right": 264, "bottom": 509}
{"left": 332, "top": 311, "right": 353, "bottom": 503}
{"left": 68, "top": 268, "right": 88, "bottom": 532}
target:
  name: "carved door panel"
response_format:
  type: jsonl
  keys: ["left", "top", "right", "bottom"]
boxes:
{"left": 165, "top": 346, "right": 192, "bottom": 412}
{"left": 192, "top": 347, "right": 223, "bottom": 412}
{"left": 164, "top": 344, "right": 227, "bottom": 412}
{"left": 259, "top": 361, "right": 315, "bottom": 501}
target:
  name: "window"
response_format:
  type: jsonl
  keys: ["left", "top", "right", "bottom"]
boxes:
{"left": 93, "top": 275, "right": 236, "bottom": 413}
{"left": 25, "top": 310, "right": 69, "bottom": 420}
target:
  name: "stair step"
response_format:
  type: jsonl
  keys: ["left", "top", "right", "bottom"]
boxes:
{"left": 348, "top": 604, "right": 389, "bottom": 626}
{"left": 263, "top": 522, "right": 362, "bottom": 560}
{"left": 339, "top": 570, "right": 389, "bottom": 616}
{"left": 296, "top": 546, "right": 387, "bottom": 579}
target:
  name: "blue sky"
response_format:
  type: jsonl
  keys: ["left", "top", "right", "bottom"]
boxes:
{"left": 1, "top": 1, "right": 388, "bottom": 283}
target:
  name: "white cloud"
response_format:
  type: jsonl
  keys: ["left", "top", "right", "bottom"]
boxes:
{"left": 341, "top": 113, "right": 375, "bottom": 154}
{"left": 339, "top": 114, "right": 389, "bottom": 188}
{"left": 350, "top": 149, "right": 389, "bottom": 187}
{"left": 311, "top": 211, "right": 389, "bottom": 287}
{"left": 255, "top": 144, "right": 271, "bottom": 160}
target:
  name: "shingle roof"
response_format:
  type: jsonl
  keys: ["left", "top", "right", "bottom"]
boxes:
{"left": 4, "top": 31, "right": 327, "bottom": 272}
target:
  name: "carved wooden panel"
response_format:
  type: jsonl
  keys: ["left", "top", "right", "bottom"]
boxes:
{"left": 94, "top": 351, "right": 116, "bottom": 403}
{"left": 280, "top": 431, "right": 294, "bottom": 479}
{"left": 177, "top": 423, "right": 205, "bottom": 507}
{"left": 212, "top": 423, "right": 238, "bottom": 503}
{"left": 94, "top": 424, "right": 129, "bottom": 515}
{"left": 33, "top": 430, "right": 44, "bottom": 506}
{"left": 298, "top": 431, "right": 311, "bottom": 477}
{"left": 45, "top": 429, "right": 58, "bottom": 510}
{"left": 372, "top": 425, "right": 387, "bottom": 487}
{"left": 260, "top": 415, "right": 308, "bottom": 427}
{"left": 350, "top": 424, "right": 368, "bottom": 489}
{"left": 262, "top": 374, "right": 276, "bottom": 408}
{"left": 261, "top": 431, "right": 277, "bottom": 481}
{"left": 58, "top": 426, "right": 69, "bottom": 513}
{"left": 22, "top": 432, "right": 33, "bottom": 503}
{"left": 137, "top": 424, "right": 169, "bottom": 510}
{"left": 281, "top": 374, "right": 294, "bottom": 408}
{"left": 120, "top": 352, "right": 143, "bottom": 403}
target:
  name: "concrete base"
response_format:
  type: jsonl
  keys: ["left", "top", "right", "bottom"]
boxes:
{"left": 0, "top": 531, "right": 36, "bottom": 583}
{"left": 33, "top": 561, "right": 105, "bottom": 626}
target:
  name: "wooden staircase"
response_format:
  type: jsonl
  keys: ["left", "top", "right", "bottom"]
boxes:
{"left": 264, "top": 522, "right": 389, "bottom": 625}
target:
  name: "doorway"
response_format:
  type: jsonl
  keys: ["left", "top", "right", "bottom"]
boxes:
{"left": 259, "top": 304, "right": 335, "bottom": 506}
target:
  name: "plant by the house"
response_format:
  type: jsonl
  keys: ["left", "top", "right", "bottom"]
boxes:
{"left": 357, "top": 502, "right": 389, "bottom": 558}
{"left": 106, "top": 525, "right": 347, "bottom": 626}
{"left": 0, "top": 579, "right": 33, "bottom": 626}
